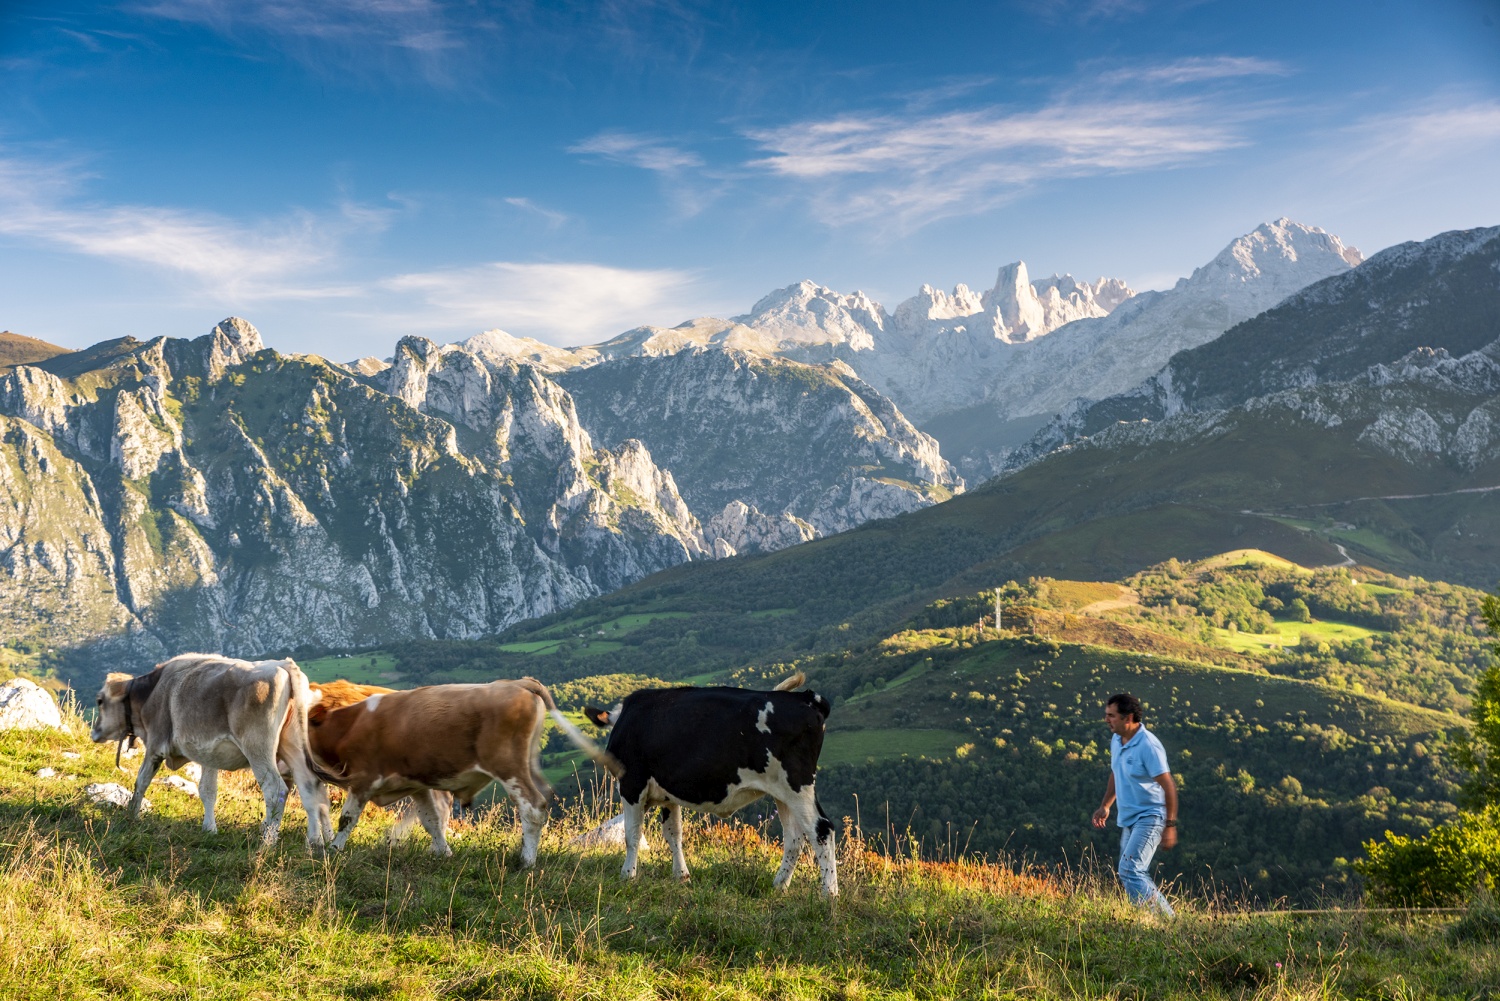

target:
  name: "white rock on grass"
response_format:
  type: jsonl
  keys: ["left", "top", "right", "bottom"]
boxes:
{"left": 0, "top": 677, "right": 64, "bottom": 731}
{"left": 36, "top": 767, "right": 57, "bottom": 778}
{"left": 181, "top": 762, "right": 202, "bottom": 782}
{"left": 570, "top": 813, "right": 650, "bottom": 853}
{"left": 157, "top": 775, "right": 199, "bottom": 798}
{"left": 85, "top": 782, "right": 150, "bottom": 812}
{"left": 62, "top": 751, "right": 81, "bottom": 759}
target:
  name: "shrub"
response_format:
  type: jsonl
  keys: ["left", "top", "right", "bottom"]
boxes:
{"left": 1448, "top": 887, "right": 1500, "bottom": 944}
{"left": 1356, "top": 805, "right": 1500, "bottom": 906}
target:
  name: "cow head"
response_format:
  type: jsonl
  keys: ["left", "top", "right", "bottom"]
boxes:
{"left": 581, "top": 704, "right": 620, "bottom": 730}
{"left": 89, "top": 672, "right": 135, "bottom": 743}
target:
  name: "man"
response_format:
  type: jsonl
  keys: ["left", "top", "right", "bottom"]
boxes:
{"left": 1092, "top": 692, "right": 1177, "bottom": 916}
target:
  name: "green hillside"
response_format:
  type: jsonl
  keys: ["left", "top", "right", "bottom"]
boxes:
{"left": 315, "top": 551, "right": 1492, "bottom": 905}
{"left": 4, "top": 715, "right": 1496, "bottom": 1000}
{"left": 811, "top": 631, "right": 1462, "bottom": 902}
{"left": 0, "top": 331, "right": 69, "bottom": 370}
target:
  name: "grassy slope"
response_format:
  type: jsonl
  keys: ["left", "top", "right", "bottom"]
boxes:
{"left": 482, "top": 396, "right": 1499, "bottom": 689}
{"left": 3, "top": 718, "right": 1496, "bottom": 1000}
{"left": 0, "top": 331, "right": 69, "bottom": 370}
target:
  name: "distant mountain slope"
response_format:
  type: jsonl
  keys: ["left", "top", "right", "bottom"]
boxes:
{"left": 0, "top": 320, "right": 708, "bottom": 670}
{"left": 0, "top": 332, "right": 68, "bottom": 370}
{"left": 558, "top": 349, "right": 962, "bottom": 548}
{"left": 1015, "top": 224, "right": 1500, "bottom": 469}
{"left": 479, "top": 334, "right": 1500, "bottom": 688}
{"left": 460, "top": 220, "right": 1359, "bottom": 484}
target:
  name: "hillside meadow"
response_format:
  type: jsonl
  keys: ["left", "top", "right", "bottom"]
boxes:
{"left": 3, "top": 712, "right": 1498, "bottom": 1001}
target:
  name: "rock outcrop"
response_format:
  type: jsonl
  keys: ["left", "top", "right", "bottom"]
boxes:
{"left": 0, "top": 677, "right": 63, "bottom": 731}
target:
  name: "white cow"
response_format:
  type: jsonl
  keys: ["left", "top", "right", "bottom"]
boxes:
{"left": 90, "top": 653, "right": 331, "bottom": 850}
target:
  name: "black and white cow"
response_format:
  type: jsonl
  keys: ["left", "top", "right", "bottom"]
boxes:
{"left": 583, "top": 673, "right": 838, "bottom": 896}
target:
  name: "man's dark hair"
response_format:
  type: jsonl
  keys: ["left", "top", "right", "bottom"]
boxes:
{"left": 1107, "top": 692, "right": 1142, "bottom": 722}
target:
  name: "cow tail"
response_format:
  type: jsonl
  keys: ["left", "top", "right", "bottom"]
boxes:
{"left": 517, "top": 677, "right": 625, "bottom": 779}
{"left": 774, "top": 671, "right": 806, "bottom": 692}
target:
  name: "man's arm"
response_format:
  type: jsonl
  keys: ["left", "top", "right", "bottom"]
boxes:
{"left": 1091, "top": 773, "right": 1116, "bottom": 829}
{"left": 1155, "top": 772, "right": 1178, "bottom": 849}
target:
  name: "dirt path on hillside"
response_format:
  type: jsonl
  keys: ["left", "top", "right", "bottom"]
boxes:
{"left": 1078, "top": 587, "right": 1140, "bottom": 615}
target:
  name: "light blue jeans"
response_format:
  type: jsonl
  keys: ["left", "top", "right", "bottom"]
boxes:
{"left": 1118, "top": 818, "right": 1175, "bottom": 916}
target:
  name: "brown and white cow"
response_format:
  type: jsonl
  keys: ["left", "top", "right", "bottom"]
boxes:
{"left": 90, "top": 653, "right": 331, "bottom": 850}
{"left": 582, "top": 672, "right": 839, "bottom": 896}
{"left": 299, "top": 679, "right": 453, "bottom": 842}
{"left": 307, "top": 677, "right": 619, "bottom": 865}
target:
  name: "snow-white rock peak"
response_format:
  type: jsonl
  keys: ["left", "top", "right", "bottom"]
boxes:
{"left": 1180, "top": 218, "right": 1362, "bottom": 297}
{"left": 461, "top": 328, "right": 580, "bottom": 372}
{"left": 732, "top": 280, "right": 889, "bottom": 351}
{"left": 893, "top": 262, "right": 1136, "bottom": 344}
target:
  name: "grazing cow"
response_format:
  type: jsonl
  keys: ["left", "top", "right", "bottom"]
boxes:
{"left": 582, "top": 672, "right": 838, "bottom": 896}
{"left": 301, "top": 679, "right": 459, "bottom": 842}
{"left": 307, "top": 678, "right": 618, "bottom": 866}
{"left": 90, "top": 653, "right": 331, "bottom": 850}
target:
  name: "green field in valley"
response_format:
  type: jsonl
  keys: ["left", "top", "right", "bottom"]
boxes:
{"left": 299, "top": 652, "right": 403, "bottom": 686}
{"left": 1211, "top": 617, "right": 1386, "bottom": 652}
{"left": 819, "top": 728, "right": 973, "bottom": 767}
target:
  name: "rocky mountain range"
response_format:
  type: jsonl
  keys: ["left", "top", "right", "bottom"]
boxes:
{"left": 465, "top": 219, "right": 1362, "bottom": 481}
{"left": 0, "top": 317, "right": 961, "bottom": 668}
{"left": 1012, "top": 224, "right": 1500, "bottom": 472}
{"left": 8, "top": 217, "right": 1493, "bottom": 673}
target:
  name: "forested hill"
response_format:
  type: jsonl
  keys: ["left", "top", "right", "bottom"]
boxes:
{"left": 294, "top": 550, "right": 1491, "bottom": 904}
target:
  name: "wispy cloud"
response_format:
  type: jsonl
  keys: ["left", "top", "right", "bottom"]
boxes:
{"left": 744, "top": 97, "right": 1253, "bottom": 229}
{"left": 568, "top": 130, "right": 724, "bottom": 218}
{"left": 568, "top": 131, "right": 703, "bottom": 173}
{"left": 382, "top": 261, "right": 704, "bottom": 344}
{"left": 0, "top": 150, "right": 380, "bottom": 299}
{"left": 1346, "top": 101, "right": 1500, "bottom": 157}
{"left": 1101, "top": 56, "right": 1291, "bottom": 86}
{"left": 131, "top": 0, "right": 478, "bottom": 86}
{"left": 504, "top": 197, "right": 569, "bottom": 229}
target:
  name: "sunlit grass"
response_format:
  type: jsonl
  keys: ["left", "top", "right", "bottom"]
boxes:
{"left": 3, "top": 712, "right": 1495, "bottom": 999}
{"left": 1213, "top": 618, "right": 1384, "bottom": 652}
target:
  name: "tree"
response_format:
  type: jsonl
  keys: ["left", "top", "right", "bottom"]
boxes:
{"left": 1357, "top": 590, "right": 1500, "bottom": 904}
{"left": 1453, "top": 593, "right": 1500, "bottom": 808}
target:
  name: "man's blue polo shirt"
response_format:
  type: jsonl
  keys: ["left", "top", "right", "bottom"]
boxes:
{"left": 1110, "top": 726, "right": 1170, "bottom": 828}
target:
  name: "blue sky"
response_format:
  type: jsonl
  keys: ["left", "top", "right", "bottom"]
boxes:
{"left": 2, "top": 0, "right": 1498, "bottom": 360}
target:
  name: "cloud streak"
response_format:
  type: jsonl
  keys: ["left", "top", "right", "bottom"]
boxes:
{"left": 381, "top": 260, "right": 705, "bottom": 344}
{"left": 131, "top": 0, "right": 477, "bottom": 86}
{"left": 744, "top": 97, "right": 1254, "bottom": 229}
{"left": 1100, "top": 56, "right": 1291, "bottom": 85}
{"left": 569, "top": 131, "right": 704, "bottom": 173}
{"left": 0, "top": 151, "right": 380, "bottom": 299}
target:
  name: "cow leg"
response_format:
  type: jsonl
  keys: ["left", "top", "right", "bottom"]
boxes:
{"left": 129, "top": 750, "right": 164, "bottom": 820}
{"left": 412, "top": 790, "right": 452, "bottom": 857}
{"left": 787, "top": 789, "right": 839, "bottom": 897}
{"left": 387, "top": 798, "right": 421, "bottom": 843}
{"left": 772, "top": 798, "right": 807, "bottom": 891}
{"left": 331, "top": 792, "right": 366, "bottom": 850}
{"left": 503, "top": 779, "right": 549, "bottom": 869}
{"left": 620, "top": 799, "right": 646, "bottom": 879}
{"left": 250, "top": 759, "right": 290, "bottom": 849}
{"left": 199, "top": 766, "right": 220, "bottom": 833}
{"left": 663, "top": 805, "right": 690, "bottom": 882}
{"left": 285, "top": 761, "right": 329, "bottom": 852}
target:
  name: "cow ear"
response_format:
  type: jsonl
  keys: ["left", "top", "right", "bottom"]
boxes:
{"left": 582, "top": 706, "right": 608, "bottom": 728}
{"left": 103, "top": 674, "right": 131, "bottom": 700}
{"left": 308, "top": 702, "right": 329, "bottom": 726}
